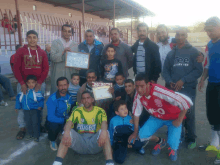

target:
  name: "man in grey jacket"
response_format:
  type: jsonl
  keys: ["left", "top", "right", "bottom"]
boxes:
{"left": 101, "top": 28, "right": 133, "bottom": 78}
{"left": 162, "top": 28, "right": 203, "bottom": 149}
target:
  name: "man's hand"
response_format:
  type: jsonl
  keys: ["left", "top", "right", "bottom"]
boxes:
{"left": 64, "top": 47, "right": 71, "bottom": 52}
{"left": 98, "top": 130, "right": 108, "bottom": 147}
{"left": 128, "top": 132, "right": 138, "bottom": 144}
{"left": 197, "top": 52, "right": 204, "bottom": 63}
{"left": 21, "top": 84, "right": 27, "bottom": 94}
{"left": 62, "top": 132, "right": 72, "bottom": 147}
{"left": 174, "top": 80, "right": 184, "bottom": 91}
{"left": 38, "top": 107, "right": 42, "bottom": 111}
{"left": 170, "top": 82, "right": 176, "bottom": 90}
{"left": 172, "top": 119, "right": 182, "bottom": 127}
{"left": 35, "top": 83, "right": 41, "bottom": 92}
{"left": 198, "top": 80, "right": 204, "bottom": 92}
{"left": 108, "top": 87, "right": 114, "bottom": 94}
{"left": 115, "top": 96, "right": 121, "bottom": 101}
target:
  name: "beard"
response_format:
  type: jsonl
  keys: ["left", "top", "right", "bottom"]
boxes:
{"left": 159, "top": 36, "right": 169, "bottom": 43}
{"left": 59, "top": 89, "right": 67, "bottom": 94}
{"left": 84, "top": 103, "right": 92, "bottom": 109}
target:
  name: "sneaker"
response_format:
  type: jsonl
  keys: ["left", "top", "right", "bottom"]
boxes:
{"left": 34, "top": 138, "right": 39, "bottom": 142}
{"left": 188, "top": 141, "right": 196, "bottom": 149}
{"left": 152, "top": 138, "right": 166, "bottom": 156}
{"left": 0, "top": 100, "right": 5, "bottom": 106}
{"left": 168, "top": 147, "right": 177, "bottom": 161}
{"left": 50, "top": 141, "right": 58, "bottom": 151}
{"left": 25, "top": 135, "right": 34, "bottom": 141}
{"left": 138, "top": 148, "right": 145, "bottom": 155}
{"left": 214, "top": 152, "right": 220, "bottom": 164}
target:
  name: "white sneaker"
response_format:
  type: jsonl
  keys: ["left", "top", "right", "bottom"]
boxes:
{"left": 214, "top": 158, "right": 220, "bottom": 164}
{"left": 53, "top": 161, "right": 62, "bottom": 165}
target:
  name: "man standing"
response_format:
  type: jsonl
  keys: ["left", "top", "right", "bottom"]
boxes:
{"left": 163, "top": 28, "right": 203, "bottom": 149}
{"left": 102, "top": 28, "right": 133, "bottom": 78}
{"left": 198, "top": 17, "right": 220, "bottom": 164}
{"left": 46, "top": 77, "right": 75, "bottom": 151}
{"left": 13, "top": 30, "right": 49, "bottom": 140}
{"left": 50, "top": 24, "right": 79, "bottom": 94}
{"left": 78, "top": 29, "right": 104, "bottom": 85}
{"left": 52, "top": 91, "right": 114, "bottom": 165}
{"left": 131, "top": 23, "right": 161, "bottom": 83}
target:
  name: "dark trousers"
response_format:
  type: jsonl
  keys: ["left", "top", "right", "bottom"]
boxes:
{"left": 113, "top": 140, "right": 143, "bottom": 164}
{"left": 24, "top": 110, "right": 40, "bottom": 138}
{"left": 47, "top": 121, "right": 64, "bottom": 141}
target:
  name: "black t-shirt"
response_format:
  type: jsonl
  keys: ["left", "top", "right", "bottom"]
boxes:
{"left": 100, "top": 58, "right": 123, "bottom": 82}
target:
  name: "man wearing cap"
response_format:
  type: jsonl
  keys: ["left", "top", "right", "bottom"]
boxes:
{"left": 13, "top": 30, "right": 49, "bottom": 140}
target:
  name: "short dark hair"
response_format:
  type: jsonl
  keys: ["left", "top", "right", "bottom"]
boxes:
{"left": 56, "top": 77, "right": 69, "bottom": 86}
{"left": 137, "top": 23, "right": 149, "bottom": 31}
{"left": 205, "top": 17, "right": 220, "bottom": 27}
{"left": 71, "top": 73, "right": 80, "bottom": 79}
{"left": 26, "top": 75, "right": 37, "bottom": 82}
{"left": 115, "top": 72, "right": 124, "bottom": 78}
{"left": 106, "top": 44, "right": 116, "bottom": 51}
{"left": 114, "top": 100, "right": 127, "bottom": 112}
{"left": 85, "top": 29, "right": 94, "bottom": 36}
{"left": 26, "top": 30, "right": 38, "bottom": 38}
{"left": 110, "top": 28, "right": 120, "bottom": 34}
{"left": 62, "top": 24, "right": 72, "bottom": 31}
{"left": 16, "top": 44, "right": 22, "bottom": 51}
{"left": 125, "top": 79, "right": 134, "bottom": 85}
{"left": 135, "top": 73, "right": 149, "bottom": 84}
{"left": 86, "top": 69, "right": 97, "bottom": 77}
{"left": 81, "top": 91, "right": 94, "bottom": 99}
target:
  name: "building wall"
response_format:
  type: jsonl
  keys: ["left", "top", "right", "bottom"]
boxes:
{"left": 0, "top": 0, "right": 111, "bottom": 26}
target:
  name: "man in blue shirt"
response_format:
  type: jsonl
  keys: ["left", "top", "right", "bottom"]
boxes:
{"left": 198, "top": 16, "right": 220, "bottom": 164}
{"left": 46, "top": 77, "right": 75, "bottom": 151}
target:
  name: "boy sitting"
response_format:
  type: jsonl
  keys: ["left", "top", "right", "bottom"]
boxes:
{"left": 15, "top": 75, "right": 44, "bottom": 142}
{"left": 109, "top": 100, "right": 145, "bottom": 164}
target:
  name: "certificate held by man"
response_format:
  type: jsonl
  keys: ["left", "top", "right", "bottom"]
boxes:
{"left": 92, "top": 82, "right": 113, "bottom": 100}
{"left": 65, "top": 51, "right": 90, "bottom": 69}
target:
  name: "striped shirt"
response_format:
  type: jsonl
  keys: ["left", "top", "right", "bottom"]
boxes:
{"left": 68, "top": 83, "right": 80, "bottom": 103}
{"left": 136, "top": 42, "right": 146, "bottom": 74}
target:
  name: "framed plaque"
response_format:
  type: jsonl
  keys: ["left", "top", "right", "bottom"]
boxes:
{"left": 65, "top": 51, "right": 90, "bottom": 69}
{"left": 92, "top": 82, "right": 113, "bottom": 100}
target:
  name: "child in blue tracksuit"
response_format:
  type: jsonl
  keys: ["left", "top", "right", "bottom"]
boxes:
{"left": 15, "top": 75, "right": 44, "bottom": 142}
{"left": 108, "top": 100, "right": 145, "bottom": 164}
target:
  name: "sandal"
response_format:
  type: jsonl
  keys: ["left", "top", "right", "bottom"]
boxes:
{"left": 16, "top": 129, "right": 26, "bottom": 140}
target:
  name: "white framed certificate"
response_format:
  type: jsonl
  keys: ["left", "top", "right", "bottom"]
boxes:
{"left": 65, "top": 51, "right": 90, "bottom": 69}
{"left": 92, "top": 82, "right": 113, "bottom": 100}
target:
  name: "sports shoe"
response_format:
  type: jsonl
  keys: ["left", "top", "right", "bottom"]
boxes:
{"left": 138, "top": 148, "right": 145, "bottom": 155}
{"left": 168, "top": 147, "right": 177, "bottom": 161}
{"left": 214, "top": 151, "right": 220, "bottom": 164}
{"left": 25, "top": 135, "right": 34, "bottom": 141}
{"left": 34, "top": 138, "right": 39, "bottom": 142}
{"left": 152, "top": 138, "right": 166, "bottom": 156}
{"left": 50, "top": 141, "right": 58, "bottom": 151}
{"left": 0, "top": 100, "right": 5, "bottom": 106}
{"left": 188, "top": 141, "right": 196, "bottom": 149}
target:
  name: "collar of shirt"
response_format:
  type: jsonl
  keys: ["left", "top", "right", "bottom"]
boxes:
{"left": 60, "top": 38, "right": 72, "bottom": 48}
{"left": 87, "top": 41, "right": 95, "bottom": 53}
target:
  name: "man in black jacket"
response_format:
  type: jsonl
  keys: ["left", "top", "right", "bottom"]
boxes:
{"left": 131, "top": 23, "right": 161, "bottom": 83}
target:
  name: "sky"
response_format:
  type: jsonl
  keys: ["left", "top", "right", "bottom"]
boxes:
{"left": 128, "top": 0, "right": 220, "bottom": 27}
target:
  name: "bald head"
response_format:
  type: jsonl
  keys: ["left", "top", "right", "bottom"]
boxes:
{"left": 205, "top": 17, "right": 220, "bottom": 42}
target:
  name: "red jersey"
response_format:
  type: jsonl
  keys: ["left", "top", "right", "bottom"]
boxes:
{"left": 133, "top": 83, "right": 193, "bottom": 120}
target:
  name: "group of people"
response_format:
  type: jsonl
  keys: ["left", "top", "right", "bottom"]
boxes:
{"left": 2, "top": 15, "right": 220, "bottom": 165}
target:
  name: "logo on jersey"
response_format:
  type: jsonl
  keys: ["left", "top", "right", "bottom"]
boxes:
{"left": 148, "top": 108, "right": 165, "bottom": 115}
{"left": 81, "top": 118, "right": 84, "bottom": 123}
{"left": 154, "top": 99, "right": 162, "bottom": 108}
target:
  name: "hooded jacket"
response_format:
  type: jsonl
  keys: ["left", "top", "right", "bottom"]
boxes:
{"left": 78, "top": 39, "right": 104, "bottom": 78}
{"left": 46, "top": 91, "right": 75, "bottom": 124}
{"left": 131, "top": 38, "right": 161, "bottom": 82}
{"left": 162, "top": 42, "right": 203, "bottom": 88}
{"left": 13, "top": 45, "right": 49, "bottom": 85}
{"left": 15, "top": 89, "right": 44, "bottom": 110}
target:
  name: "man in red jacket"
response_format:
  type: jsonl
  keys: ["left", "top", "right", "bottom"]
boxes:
{"left": 14, "top": 30, "right": 49, "bottom": 140}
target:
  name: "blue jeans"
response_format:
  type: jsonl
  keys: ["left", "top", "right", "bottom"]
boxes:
{"left": 0, "top": 74, "right": 15, "bottom": 102}
{"left": 139, "top": 116, "right": 182, "bottom": 150}
{"left": 17, "top": 82, "right": 46, "bottom": 128}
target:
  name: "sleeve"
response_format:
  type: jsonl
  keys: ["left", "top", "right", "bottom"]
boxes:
{"left": 15, "top": 94, "right": 22, "bottom": 109}
{"left": 38, "top": 52, "right": 49, "bottom": 84}
{"left": 126, "top": 46, "right": 133, "bottom": 69}
{"left": 181, "top": 51, "right": 203, "bottom": 83}
{"left": 162, "top": 53, "right": 173, "bottom": 84}
{"left": 108, "top": 119, "right": 114, "bottom": 146}
{"left": 50, "top": 40, "right": 63, "bottom": 62}
{"left": 98, "top": 108, "right": 107, "bottom": 124}
{"left": 151, "top": 45, "right": 161, "bottom": 82}
{"left": 13, "top": 50, "right": 25, "bottom": 85}
{"left": 46, "top": 97, "right": 57, "bottom": 122}
{"left": 132, "top": 92, "right": 143, "bottom": 117}
{"left": 118, "top": 60, "right": 123, "bottom": 74}
{"left": 36, "top": 92, "right": 44, "bottom": 108}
